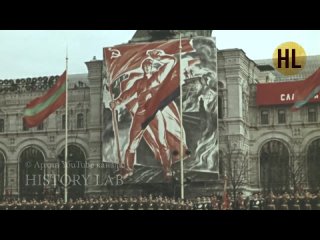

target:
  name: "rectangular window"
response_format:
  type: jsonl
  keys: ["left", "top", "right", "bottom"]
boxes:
{"left": 261, "top": 110, "right": 269, "bottom": 125}
{"left": 0, "top": 119, "right": 4, "bottom": 132}
{"left": 77, "top": 113, "right": 84, "bottom": 129}
{"left": 37, "top": 122, "right": 44, "bottom": 131}
{"left": 62, "top": 115, "right": 66, "bottom": 130}
{"left": 23, "top": 121, "right": 28, "bottom": 131}
{"left": 308, "top": 107, "right": 317, "bottom": 122}
{"left": 218, "top": 97, "right": 223, "bottom": 119}
{"left": 278, "top": 109, "right": 286, "bottom": 124}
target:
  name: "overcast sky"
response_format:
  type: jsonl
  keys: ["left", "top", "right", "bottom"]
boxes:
{"left": 0, "top": 30, "right": 319, "bottom": 79}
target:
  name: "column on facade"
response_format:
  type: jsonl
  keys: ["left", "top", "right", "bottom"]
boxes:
{"left": 85, "top": 59, "right": 103, "bottom": 194}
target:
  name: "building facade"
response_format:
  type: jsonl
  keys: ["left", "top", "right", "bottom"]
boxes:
{"left": 218, "top": 49, "right": 320, "bottom": 194}
{"left": 0, "top": 61, "right": 104, "bottom": 200}
{"left": 1, "top": 30, "right": 319, "bottom": 200}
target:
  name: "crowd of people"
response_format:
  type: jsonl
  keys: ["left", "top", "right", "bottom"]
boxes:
{"left": 1, "top": 191, "right": 320, "bottom": 210}
{"left": 242, "top": 191, "right": 320, "bottom": 210}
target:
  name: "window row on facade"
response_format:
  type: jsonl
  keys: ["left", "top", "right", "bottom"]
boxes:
{"left": 0, "top": 113, "right": 85, "bottom": 133}
{"left": 260, "top": 105, "right": 319, "bottom": 125}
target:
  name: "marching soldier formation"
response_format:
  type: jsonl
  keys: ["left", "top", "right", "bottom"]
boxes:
{"left": 1, "top": 191, "right": 320, "bottom": 210}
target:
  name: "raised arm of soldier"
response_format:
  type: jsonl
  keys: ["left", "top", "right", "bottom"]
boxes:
{"left": 110, "top": 77, "right": 140, "bottom": 110}
{"left": 110, "top": 49, "right": 176, "bottom": 110}
{"left": 146, "top": 49, "right": 177, "bottom": 85}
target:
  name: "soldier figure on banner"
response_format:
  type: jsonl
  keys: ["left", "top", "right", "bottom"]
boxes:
{"left": 105, "top": 40, "right": 194, "bottom": 180}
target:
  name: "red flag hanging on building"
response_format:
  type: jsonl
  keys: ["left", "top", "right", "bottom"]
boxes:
{"left": 23, "top": 71, "right": 66, "bottom": 128}
{"left": 292, "top": 68, "right": 320, "bottom": 110}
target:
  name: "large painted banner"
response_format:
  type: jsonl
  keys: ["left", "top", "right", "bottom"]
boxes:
{"left": 102, "top": 37, "right": 218, "bottom": 183}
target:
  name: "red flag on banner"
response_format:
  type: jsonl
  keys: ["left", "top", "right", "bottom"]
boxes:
{"left": 104, "top": 39, "right": 194, "bottom": 83}
{"left": 104, "top": 39, "right": 194, "bottom": 128}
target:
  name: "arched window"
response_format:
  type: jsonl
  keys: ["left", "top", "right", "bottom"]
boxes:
{"left": 0, "top": 151, "right": 5, "bottom": 201}
{"left": 19, "top": 147, "right": 45, "bottom": 200}
{"left": 260, "top": 140, "right": 289, "bottom": 193}
{"left": 218, "top": 81, "right": 224, "bottom": 89}
{"left": 59, "top": 145, "right": 86, "bottom": 200}
{"left": 308, "top": 139, "right": 320, "bottom": 190}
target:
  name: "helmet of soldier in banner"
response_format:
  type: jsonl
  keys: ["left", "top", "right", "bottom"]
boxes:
{"left": 141, "top": 58, "right": 153, "bottom": 74}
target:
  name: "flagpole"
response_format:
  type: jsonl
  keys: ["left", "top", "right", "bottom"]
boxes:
{"left": 64, "top": 48, "right": 69, "bottom": 204}
{"left": 179, "top": 33, "right": 184, "bottom": 200}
